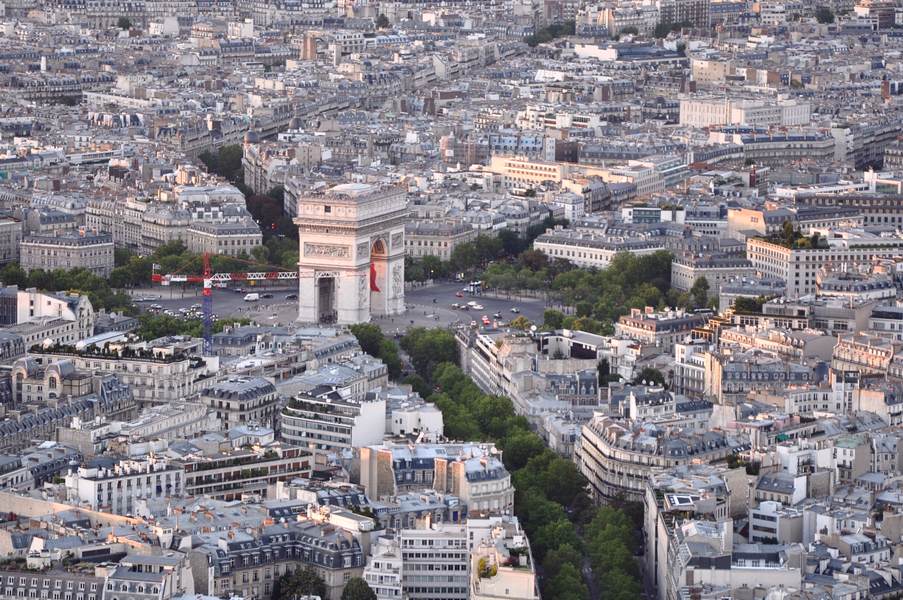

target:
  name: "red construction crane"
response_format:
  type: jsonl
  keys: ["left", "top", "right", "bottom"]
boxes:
{"left": 149, "top": 253, "right": 299, "bottom": 355}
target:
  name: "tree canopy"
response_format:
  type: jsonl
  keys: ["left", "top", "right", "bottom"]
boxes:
{"left": 348, "top": 323, "right": 402, "bottom": 379}
{"left": 0, "top": 263, "right": 136, "bottom": 315}
{"left": 341, "top": 577, "right": 376, "bottom": 600}
{"left": 815, "top": 6, "right": 835, "bottom": 23}
{"left": 418, "top": 357, "right": 643, "bottom": 599}
{"left": 525, "top": 21, "right": 575, "bottom": 46}
{"left": 399, "top": 327, "right": 458, "bottom": 382}
{"left": 272, "top": 567, "right": 326, "bottom": 600}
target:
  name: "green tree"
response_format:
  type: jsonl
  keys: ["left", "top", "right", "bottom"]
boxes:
{"left": 375, "top": 14, "right": 390, "bottom": 28}
{"left": 531, "top": 518, "right": 581, "bottom": 561}
{"left": 341, "top": 577, "right": 376, "bottom": 600}
{"left": 272, "top": 567, "right": 326, "bottom": 600}
{"left": 815, "top": 6, "right": 834, "bottom": 23}
{"left": 509, "top": 315, "right": 532, "bottom": 331}
{"left": 543, "top": 309, "right": 565, "bottom": 329}
{"left": 450, "top": 243, "right": 479, "bottom": 274}
{"left": 733, "top": 295, "right": 769, "bottom": 313}
{"left": 421, "top": 255, "right": 444, "bottom": 279}
{"left": 200, "top": 144, "right": 243, "bottom": 183}
{"left": 114, "top": 247, "right": 134, "bottom": 267}
{"left": 403, "top": 374, "right": 431, "bottom": 398}
{"left": 690, "top": 276, "right": 710, "bottom": 308}
{"left": 349, "top": 323, "right": 384, "bottom": 357}
{"left": 545, "top": 563, "right": 588, "bottom": 600}
{"left": 500, "top": 430, "right": 546, "bottom": 471}
{"left": 378, "top": 338, "right": 402, "bottom": 380}
{"left": 117, "top": 16, "right": 132, "bottom": 29}
{"left": 0, "top": 263, "right": 27, "bottom": 287}
{"left": 541, "top": 456, "right": 586, "bottom": 506}
{"left": 348, "top": 324, "right": 402, "bottom": 379}
{"left": 543, "top": 543, "right": 583, "bottom": 580}
{"left": 267, "top": 186, "right": 285, "bottom": 203}
{"left": 247, "top": 194, "right": 284, "bottom": 234}
{"left": 781, "top": 219, "right": 796, "bottom": 245}
{"left": 633, "top": 367, "right": 667, "bottom": 388}
{"left": 499, "top": 230, "right": 526, "bottom": 256}
{"left": 400, "top": 328, "right": 458, "bottom": 382}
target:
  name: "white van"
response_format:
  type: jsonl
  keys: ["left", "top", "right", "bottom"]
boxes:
{"left": 244, "top": 293, "right": 260, "bottom": 302}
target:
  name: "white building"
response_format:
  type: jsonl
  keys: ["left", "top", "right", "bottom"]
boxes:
{"left": 468, "top": 517, "right": 539, "bottom": 600}
{"left": 16, "top": 288, "right": 95, "bottom": 340}
{"left": 747, "top": 230, "right": 903, "bottom": 298}
{"left": 64, "top": 458, "right": 184, "bottom": 515}
{"left": 363, "top": 536, "right": 404, "bottom": 600}
{"left": 280, "top": 388, "right": 386, "bottom": 458}
{"left": 679, "top": 97, "right": 811, "bottom": 128}
{"left": 400, "top": 523, "right": 469, "bottom": 600}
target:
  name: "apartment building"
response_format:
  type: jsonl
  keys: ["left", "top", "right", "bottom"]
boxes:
{"left": 576, "top": 413, "right": 739, "bottom": 502}
{"left": 405, "top": 221, "right": 478, "bottom": 261}
{"left": 65, "top": 458, "right": 184, "bottom": 515}
{"left": 679, "top": 97, "right": 811, "bottom": 128}
{"left": 191, "top": 521, "right": 365, "bottom": 600}
{"left": 185, "top": 219, "right": 263, "bottom": 257}
{"left": 20, "top": 231, "right": 114, "bottom": 277}
{"left": 615, "top": 307, "right": 710, "bottom": 352}
{"left": 358, "top": 443, "right": 514, "bottom": 517}
{"left": 31, "top": 347, "right": 216, "bottom": 408}
{"left": 16, "top": 288, "right": 95, "bottom": 340}
{"left": 400, "top": 523, "right": 469, "bottom": 600}
{"left": 469, "top": 517, "right": 539, "bottom": 600}
{"left": 671, "top": 255, "right": 755, "bottom": 294}
{"left": 747, "top": 230, "right": 903, "bottom": 298}
{"left": 0, "top": 217, "right": 21, "bottom": 264}
{"left": 533, "top": 229, "right": 667, "bottom": 269}
{"left": 182, "top": 444, "right": 312, "bottom": 501}
{"left": 201, "top": 377, "right": 280, "bottom": 430}
{"left": 0, "top": 569, "right": 104, "bottom": 600}
{"left": 280, "top": 389, "right": 385, "bottom": 457}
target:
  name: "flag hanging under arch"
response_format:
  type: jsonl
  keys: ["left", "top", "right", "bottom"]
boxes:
{"left": 370, "top": 262, "right": 380, "bottom": 292}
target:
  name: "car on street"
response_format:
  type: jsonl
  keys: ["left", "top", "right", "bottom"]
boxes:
{"left": 261, "top": 293, "right": 273, "bottom": 299}
{"left": 481, "top": 315, "right": 491, "bottom": 326}
{"left": 451, "top": 303, "right": 460, "bottom": 309}
{"left": 493, "top": 312, "right": 502, "bottom": 319}
{"left": 285, "top": 293, "right": 298, "bottom": 300}
{"left": 510, "top": 307, "right": 520, "bottom": 313}
{"left": 455, "top": 291, "right": 464, "bottom": 298}
{"left": 472, "top": 304, "right": 484, "bottom": 310}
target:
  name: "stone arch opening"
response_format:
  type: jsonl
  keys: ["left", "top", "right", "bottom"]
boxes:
{"left": 370, "top": 238, "right": 389, "bottom": 317}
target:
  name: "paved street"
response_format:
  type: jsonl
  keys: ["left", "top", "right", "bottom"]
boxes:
{"left": 129, "top": 285, "right": 299, "bottom": 324}
{"left": 403, "top": 281, "right": 547, "bottom": 327}
{"left": 129, "top": 280, "right": 550, "bottom": 333}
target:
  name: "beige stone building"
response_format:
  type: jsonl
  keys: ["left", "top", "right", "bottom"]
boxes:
{"left": 185, "top": 219, "right": 263, "bottom": 257}
{"left": 20, "top": 230, "right": 114, "bottom": 277}
{"left": 405, "top": 220, "right": 477, "bottom": 261}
